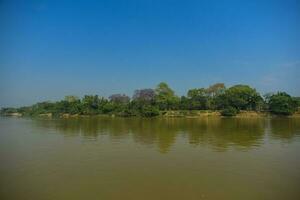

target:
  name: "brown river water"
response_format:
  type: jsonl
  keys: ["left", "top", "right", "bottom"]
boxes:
{"left": 1, "top": 116, "right": 300, "bottom": 200}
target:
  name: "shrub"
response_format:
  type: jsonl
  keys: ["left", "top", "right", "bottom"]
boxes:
{"left": 140, "top": 105, "right": 160, "bottom": 117}
{"left": 221, "top": 107, "right": 238, "bottom": 116}
{"left": 117, "top": 109, "right": 136, "bottom": 117}
{"left": 268, "top": 92, "right": 298, "bottom": 115}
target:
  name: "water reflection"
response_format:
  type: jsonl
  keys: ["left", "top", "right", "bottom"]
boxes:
{"left": 33, "top": 117, "right": 300, "bottom": 153}
{"left": 269, "top": 118, "right": 300, "bottom": 142}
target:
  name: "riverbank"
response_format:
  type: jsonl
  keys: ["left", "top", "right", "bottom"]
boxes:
{"left": 3, "top": 110, "right": 300, "bottom": 118}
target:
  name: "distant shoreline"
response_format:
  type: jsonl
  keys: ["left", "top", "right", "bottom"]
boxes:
{"left": 1, "top": 83, "right": 299, "bottom": 118}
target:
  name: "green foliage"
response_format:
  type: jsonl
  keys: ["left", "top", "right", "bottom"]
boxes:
{"left": 268, "top": 92, "right": 298, "bottom": 115}
{"left": 221, "top": 107, "right": 238, "bottom": 117}
{"left": 216, "top": 85, "right": 263, "bottom": 111}
{"left": 102, "top": 102, "right": 117, "bottom": 114}
{"left": 116, "top": 108, "right": 137, "bottom": 117}
{"left": 0, "top": 107, "right": 18, "bottom": 114}
{"left": 293, "top": 97, "right": 300, "bottom": 107}
{"left": 139, "top": 105, "right": 160, "bottom": 117}
{"left": 206, "top": 83, "right": 225, "bottom": 97}
{"left": 155, "top": 82, "right": 179, "bottom": 110}
{"left": 81, "top": 95, "right": 100, "bottom": 114}
{"left": 17, "top": 106, "right": 32, "bottom": 115}
{"left": 49, "top": 99, "right": 82, "bottom": 115}
{"left": 187, "top": 88, "right": 209, "bottom": 110}
{"left": 26, "top": 101, "right": 57, "bottom": 116}
{"left": 179, "top": 96, "right": 190, "bottom": 110}
{"left": 1, "top": 82, "right": 297, "bottom": 118}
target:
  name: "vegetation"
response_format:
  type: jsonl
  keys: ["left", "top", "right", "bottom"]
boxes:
{"left": 220, "top": 107, "right": 239, "bottom": 117}
{"left": 266, "top": 92, "right": 298, "bottom": 115}
{"left": 1, "top": 82, "right": 299, "bottom": 117}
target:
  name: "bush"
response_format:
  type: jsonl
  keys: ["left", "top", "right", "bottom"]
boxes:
{"left": 140, "top": 105, "right": 160, "bottom": 117}
{"left": 102, "top": 103, "right": 116, "bottom": 114}
{"left": 269, "top": 92, "right": 298, "bottom": 115}
{"left": 0, "top": 107, "right": 18, "bottom": 114}
{"left": 221, "top": 107, "right": 238, "bottom": 116}
{"left": 116, "top": 109, "right": 136, "bottom": 117}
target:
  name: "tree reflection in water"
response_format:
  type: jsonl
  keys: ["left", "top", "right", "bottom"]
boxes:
{"left": 33, "top": 116, "right": 300, "bottom": 153}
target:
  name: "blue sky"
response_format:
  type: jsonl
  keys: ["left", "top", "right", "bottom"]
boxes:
{"left": 1, "top": 0, "right": 299, "bottom": 107}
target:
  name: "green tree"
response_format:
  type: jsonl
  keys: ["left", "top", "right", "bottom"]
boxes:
{"left": 187, "top": 88, "right": 209, "bottom": 110}
{"left": 81, "top": 95, "right": 100, "bottom": 114}
{"left": 293, "top": 97, "right": 300, "bottom": 108}
{"left": 139, "top": 105, "right": 160, "bottom": 117}
{"left": 179, "top": 96, "right": 190, "bottom": 110}
{"left": 205, "top": 83, "right": 226, "bottom": 109}
{"left": 268, "top": 92, "right": 298, "bottom": 115}
{"left": 206, "top": 83, "right": 225, "bottom": 97}
{"left": 216, "top": 85, "right": 263, "bottom": 111}
{"left": 155, "top": 82, "right": 179, "bottom": 110}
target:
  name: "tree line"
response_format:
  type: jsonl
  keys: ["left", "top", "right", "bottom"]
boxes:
{"left": 1, "top": 82, "right": 299, "bottom": 117}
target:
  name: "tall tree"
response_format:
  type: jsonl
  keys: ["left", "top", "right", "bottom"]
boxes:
{"left": 155, "top": 82, "right": 179, "bottom": 110}
{"left": 206, "top": 83, "right": 225, "bottom": 97}
{"left": 187, "top": 88, "right": 208, "bottom": 110}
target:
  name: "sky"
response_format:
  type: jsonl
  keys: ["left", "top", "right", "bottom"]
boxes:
{"left": 0, "top": 0, "right": 299, "bottom": 107}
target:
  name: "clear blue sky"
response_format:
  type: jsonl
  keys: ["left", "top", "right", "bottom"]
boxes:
{"left": 1, "top": 0, "right": 299, "bottom": 107}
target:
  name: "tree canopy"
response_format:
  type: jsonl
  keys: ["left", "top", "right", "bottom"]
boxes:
{"left": 155, "top": 82, "right": 179, "bottom": 110}
{"left": 268, "top": 92, "right": 298, "bottom": 115}
{"left": 1, "top": 82, "right": 298, "bottom": 117}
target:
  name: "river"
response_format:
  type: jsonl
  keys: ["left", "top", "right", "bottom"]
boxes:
{"left": 1, "top": 116, "right": 300, "bottom": 200}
